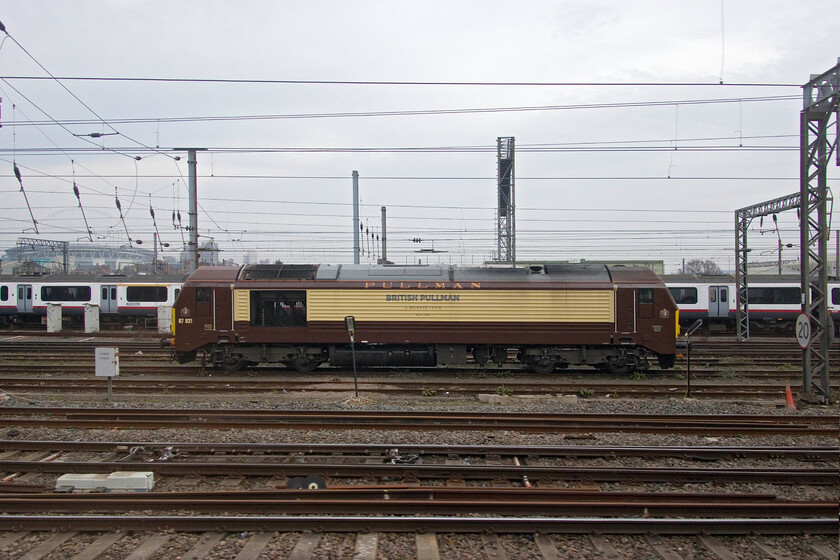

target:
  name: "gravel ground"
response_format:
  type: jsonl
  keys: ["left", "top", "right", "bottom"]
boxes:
{"left": 0, "top": 530, "right": 838, "bottom": 559}
{"left": 0, "top": 391, "right": 837, "bottom": 559}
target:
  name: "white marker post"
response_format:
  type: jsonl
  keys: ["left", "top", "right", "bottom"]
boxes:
{"left": 95, "top": 347, "right": 119, "bottom": 403}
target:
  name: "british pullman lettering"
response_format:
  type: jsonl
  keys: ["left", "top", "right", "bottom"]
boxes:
{"left": 385, "top": 294, "right": 460, "bottom": 302}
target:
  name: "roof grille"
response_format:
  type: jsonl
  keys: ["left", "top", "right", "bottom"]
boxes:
{"left": 241, "top": 264, "right": 319, "bottom": 280}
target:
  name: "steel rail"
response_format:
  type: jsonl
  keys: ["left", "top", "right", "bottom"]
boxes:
{"left": 3, "top": 407, "right": 834, "bottom": 423}
{"left": 0, "top": 515, "right": 834, "bottom": 534}
{"left": 1, "top": 440, "right": 834, "bottom": 461}
{"left": 0, "top": 407, "right": 834, "bottom": 435}
{"left": 1, "top": 377, "right": 835, "bottom": 395}
{"left": 0, "top": 367, "right": 829, "bottom": 387}
{"left": 3, "top": 459, "right": 834, "bottom": 485}
{"left": 1, "top": 490, "right": 834, "bottom": 517}
{"left": 2, "top": 488, "right": 783, "bottom": 502}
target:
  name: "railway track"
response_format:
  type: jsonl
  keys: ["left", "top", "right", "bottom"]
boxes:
{"left": 0, "top": 407, "right": 836, "bottom": 435}
{"left": 1, "top": 335, "right": 837, "bottom": 558}
{"left": 2, "top": 487, "right": 835, "bottom": 517}
{"left": 0, "top": 362, "right": 825, "bottom": 380}
{"left": 1, "top": 375, "right": 837, "bottom": 400}
{"left": 1, "top": 440, "right": 834, "bottom": 486}
{"left": 3, "top": 439, "right": 835, "bottom": 460}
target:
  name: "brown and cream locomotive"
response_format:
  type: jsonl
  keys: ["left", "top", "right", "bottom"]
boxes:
{"left": 169, "top": 263, "right": 679, "bottom": 374}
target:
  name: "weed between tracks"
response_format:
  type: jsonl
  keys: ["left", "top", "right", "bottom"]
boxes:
{"left": 718, "top": 356, "right": 754, "bottom": 366}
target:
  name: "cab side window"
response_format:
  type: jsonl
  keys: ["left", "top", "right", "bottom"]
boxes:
{"left": 195, "top": 287, "right": 212, "bottom": 316}
{"left": 250, "top": 290, "right": 307, "bottom": 327}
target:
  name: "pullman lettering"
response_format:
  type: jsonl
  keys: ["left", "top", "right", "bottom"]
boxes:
{"left": 364, "top": 281, "right": 480, "bottom": 289}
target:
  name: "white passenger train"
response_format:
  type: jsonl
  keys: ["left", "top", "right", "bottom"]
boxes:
{"left": 0, "top": 274, "right": 185, "bottom": 325}
{"left": 663, "top": 274, "right": 840, "bottom": 334}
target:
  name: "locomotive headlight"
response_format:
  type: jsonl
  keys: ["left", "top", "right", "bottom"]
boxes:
{"left": 659, "top": 309, "right": 670, "bottom": 318}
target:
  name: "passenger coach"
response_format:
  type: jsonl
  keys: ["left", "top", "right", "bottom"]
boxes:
{"left": 664, "top": 274, "right": 840, "bottom": 333}
{"left": 0, "top": 274, "right": 183, "bottom": 325}
{"left": 170, "top": 263, "right": 679, "bottom": 374}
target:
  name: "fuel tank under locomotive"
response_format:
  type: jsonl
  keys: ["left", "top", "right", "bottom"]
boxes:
{"left": 328, "top": 345, "right": 436, "bottom": 367}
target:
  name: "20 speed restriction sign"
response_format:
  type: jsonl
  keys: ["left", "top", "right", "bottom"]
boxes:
{"left": 795, "top": 313, "right": 811, "bottom": 349}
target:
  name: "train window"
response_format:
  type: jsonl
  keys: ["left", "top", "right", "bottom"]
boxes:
{"left": 833, "top": 288, "right": 839, "bottom": 305}
{"left": 127, "top": 286, "right": 168, "bottom": 302}
{"left": 0, "top": 286, "right": 7, "bottom": 301}
{"left": 638, "top": 288, "right": 654, "bottom": 304}
{"left": 101, "top": 287, "right": 108, "bottom": 300}
{"left": 250, "top": 290, "right": 307, "bottom": 327}
{"left": 748, "top": 287, "right": 800, "bottom": 305}
{"left": 668, "top": 287, "right": 698, "bottom": 305}
{"left": 196, "top": 288, "right": 211, "bottom": 303}
{"left": 174, "top": 288, "right": 180, "bottom": 299}
{"left": 40, "top": 285, "right": 92, "bottom": 302}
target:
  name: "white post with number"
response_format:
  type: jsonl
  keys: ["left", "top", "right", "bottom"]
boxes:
{"left": 795, "top": 313, "right": 811, "bottom": 350}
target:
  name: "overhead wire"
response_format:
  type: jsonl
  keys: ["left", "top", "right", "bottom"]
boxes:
{"left": 0, "top": 75, "right": 802, "bottom": 87}
{"left": 0, "top": 144, "right": 801, "bottom": 156}
{"left": 1, "top": 94, "right": 800, "bottom": 129}
{"left": 2, "top": 27, "right": 177, "bottom": 161}
{"left": 0, "top": 78, "right": 143, "bottom": 160}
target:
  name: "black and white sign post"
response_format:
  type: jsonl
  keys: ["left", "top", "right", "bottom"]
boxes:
{"left": 345, "top": 316, "right": 359, "bottom": 399}
{"left": 683, "top": 320, "right": 703, "bottom": 399}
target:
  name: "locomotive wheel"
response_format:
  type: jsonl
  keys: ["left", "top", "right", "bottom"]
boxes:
{"left": 286, "top": 356, "right": 321, "bottom": 373}
{"left": 472, "top": 346, "right": 490, "bottom": 366}
{"left": 657, "top": 354, "right": 676, "bottom": 369}
{"left": 604, "top": 358, "right": 632, "bottom": 375}
{"left": 220, "top": 355, "right": 246, "bottom": 373}
{"left": 528, "top": 357, "right": 556, "bottom": 374}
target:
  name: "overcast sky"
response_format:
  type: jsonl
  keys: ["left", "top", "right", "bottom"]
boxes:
{"left": 0, "top": 1, "right": 838, "bottom": 272}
